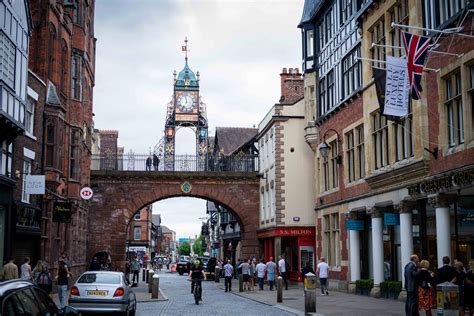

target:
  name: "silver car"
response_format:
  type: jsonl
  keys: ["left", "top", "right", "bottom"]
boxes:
{"left": 68, "top": 271, "right": 136, "bottom": 315}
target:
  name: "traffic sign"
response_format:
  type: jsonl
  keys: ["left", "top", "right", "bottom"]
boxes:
{"left": 80, "top": 186, "right": 93, "bottom": 200}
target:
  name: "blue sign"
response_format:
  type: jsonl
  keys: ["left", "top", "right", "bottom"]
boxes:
{"left": 384, "top": 213, "right": 400, "bottom": 225}
{"left": 345, "top": 220, "right": 364, "bottom": 231}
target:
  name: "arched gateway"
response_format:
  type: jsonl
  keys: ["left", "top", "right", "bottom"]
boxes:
{"left": 87, "top": 170, "right": 259, "bottom": 269}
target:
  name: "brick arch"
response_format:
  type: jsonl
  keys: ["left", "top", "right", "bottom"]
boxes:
{"left": 87, "top": 171, "right": 259, "bottom": 269}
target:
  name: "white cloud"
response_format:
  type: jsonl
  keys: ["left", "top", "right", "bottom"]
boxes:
{"left": 94, "top": 0, "right": 304, "bottom": 237}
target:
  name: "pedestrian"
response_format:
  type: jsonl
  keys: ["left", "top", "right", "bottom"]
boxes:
{"left": 20, "top": 257, "right": 32, "bottom": 280}
{"left": 153, "top": 154, "right": 160, "bottom": 171}
{"left": 32, "top": 260, "right": 43, "bottom": 283}
{"left": 235, "top": 258, "right": 241, "bottom": 279}
{"left": 436, "top": 256, "right": 456, "bottom": 284}
{"left": 255, "top": 259, "right": 266, "bottom": 290}
{"left": 239, "top": 258, "right": 251, "bottom": 291}
{"left": 224, "top": 259, "right": 234, "bottom": 292}
{"left": 250, "top": 258, "right": 256, "bottom": 290}
{"left": 453, "top": 261, "right": 466, "bottom": 316}
{"left": 316, "top": 257, "right": 329, "bottom": 295}
{"left": 266, "top": 257, "right": 277, "bottom": 290}
{"left": 465, "top": 260, "right": 474, "bottom": 316}
{"left": 404, "top": 254, "right": 420, "bottom": 316}
{"left": 89, "top": 257, "right": 101, "bottom": 271}
{"left": 146, "top": 156, "right": 152, "bottom": 171}
{"left": 131, "top": 257, "right": 140, "bottom": 284}
{"left": 59, "top": 252, "right": 70, "bottom": 267}
{"left": 36, "top": 263, "right": 53, "bottom": 294}
{"left": 417, "top": 259, "right": 434, "bottom": 316}
{"left": 56, "top": 259, "right": 71, "bottom": 309}
{"left": 384, "top": 256, "right": 391, "bottom": 281}
{"left": 1, "top": 256, "right": 18, "bottom": 280}
{"left": 301, "top": 260, "right": 315, "bottom": 283}
{"left": 278, "top": 255, "right": 288, "bottom": 290}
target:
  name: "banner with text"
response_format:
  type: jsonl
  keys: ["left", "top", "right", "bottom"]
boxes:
{"left": 384, "top": 56, "right": 410, "bottom": 118}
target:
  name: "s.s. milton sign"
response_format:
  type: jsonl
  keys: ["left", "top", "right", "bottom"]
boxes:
{"left": 408, "top": 168, "right": 474, "bottom": 196}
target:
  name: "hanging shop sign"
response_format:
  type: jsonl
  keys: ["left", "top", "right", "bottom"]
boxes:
{"left": 345, "top": 219, "right": 364, "bottom": 231}
{"left": 408, "top": 168, "right": 474, "bottom": 196}
{"left": 25, "top": 175, "right": 45, "bottom": 194}
{"left": 53, "top": 202, "right": 72, "bottom": 223}
{"left": 80, "top": 187, "right": 93, "bottom": 200}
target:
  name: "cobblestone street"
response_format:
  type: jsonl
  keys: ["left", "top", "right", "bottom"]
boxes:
{"left": 136, "top": 272, "right": 296, "bottom": 316}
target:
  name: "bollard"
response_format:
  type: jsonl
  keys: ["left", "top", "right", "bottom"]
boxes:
{"left": 304, "top": 272, "right": 317, "bottom": 315}
{"left": 142, "top": 268, "right": 146, "bottom": 282}
{"left": 151, "top": 274, "right": 160, "bottom": 299}
{"left": 146, "top": 269, "right": 150, "bottom": 284}
{"left": 148, "top": 269, "right": 154, "bottom": 293}
{"left": 277, "top": 276, "right": 283, "bottom": 303}
{"left": 239, "top": 273, "right": 244, "bottom": 292}
{"left": 214, "top": 267, "right": 220, "bottom": 283}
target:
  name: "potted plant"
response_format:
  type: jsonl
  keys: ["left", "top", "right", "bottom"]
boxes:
{"left": 359, "top": 279, "right": 373, "bottom": 295}
{"left": 388, "top": 281, "right": 402, "bottom": 299}
{"left": 380, "top": 281, "right": 389, "bottom": 298}
{"left": 355, "top": 279, "right": 363, "bottom": 295}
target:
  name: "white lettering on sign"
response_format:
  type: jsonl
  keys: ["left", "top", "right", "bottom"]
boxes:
{"left": 25, "top": 175, "right": 45, "bottom": 194}
{"left": 80, "top": 187, "right": 93, "bottom": 200}
{"left": 384, "top": 56, "right": 410, "bottom": 118}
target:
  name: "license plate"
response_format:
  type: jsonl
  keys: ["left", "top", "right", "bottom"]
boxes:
{"left": 87, "top": 290, "right": 108, "bottom": 296}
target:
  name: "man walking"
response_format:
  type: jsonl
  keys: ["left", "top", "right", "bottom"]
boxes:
{"left": 266, "top": 257, "right": 277, "bottom": 290}
{"left": 278, "top": 255, "right": 288, "bottom": 290}
{"left": 224, "top": 259, "right": 234, "bottom": 292}
{"left": 404, "top": 254, "right": 420, "bottom": 316}
{"left": 1, "top": 256, "right": 18, "bottom": 280}
{"left": 131, "top": 257, "right": 140, "bottom": 284}
{"left": 255, "top": 259, "right": 266, "bottom": 290}
{"left": 316, "top": 257, "right": 329, "bottom": 295}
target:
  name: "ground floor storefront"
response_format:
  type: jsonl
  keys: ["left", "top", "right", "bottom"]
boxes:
{"left": 258, "top": 226, "right": 315, "bottom": 281}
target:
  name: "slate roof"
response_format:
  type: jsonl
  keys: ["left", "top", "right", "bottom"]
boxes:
{"left": 161, "top": 225, "right": 174, "bottom": 234}
{"left": 152, "top": 214, "right": 161, "bottom": 226}
{"left": 215, "top": 127, "right": 257, "bottom": 156}
{"left": 298, "top": 0, "right": 322, "bottom": 27}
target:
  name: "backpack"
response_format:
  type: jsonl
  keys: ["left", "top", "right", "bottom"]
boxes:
{"left": 37, "top": 271, "right": 52, "bottom": 285}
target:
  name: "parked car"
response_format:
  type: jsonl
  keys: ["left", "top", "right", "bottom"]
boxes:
{"left": 176, "top": 260, "right": 193, "bottom": 275}
{"left": 68, "top": 271, "right": 136, "bottom": 315}
{"left": 0, "top": 279, "right": 78, "bottom": 316}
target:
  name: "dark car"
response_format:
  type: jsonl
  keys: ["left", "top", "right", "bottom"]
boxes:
{"left": 176, "top": 260, "right": 193, "bottom": 275}
{"left": 0, "top": 279, "right": 78, "bottom": 316}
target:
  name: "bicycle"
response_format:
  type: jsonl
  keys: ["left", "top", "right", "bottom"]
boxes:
{"left": 189, "top": 279, "right": 202, "bottom": 305}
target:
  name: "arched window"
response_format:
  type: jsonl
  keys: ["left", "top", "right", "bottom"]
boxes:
{"left": 48, "top": 24, "right": 57, "bottom": 81}
{"left": 60, "top": 40, "right": 68, "bottom": 93}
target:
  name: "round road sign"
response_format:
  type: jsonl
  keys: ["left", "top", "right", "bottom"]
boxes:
{"left": 80, "top": 186, "right": 93, "bottom": 200}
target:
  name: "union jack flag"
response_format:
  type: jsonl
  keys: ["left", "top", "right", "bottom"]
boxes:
{"left": 402, "top": 31, "right": 431, "bottom": 100}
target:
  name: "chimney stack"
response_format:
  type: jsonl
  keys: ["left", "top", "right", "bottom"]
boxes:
{"left": 280, "top": 67, "right": 302, "bottom": 103}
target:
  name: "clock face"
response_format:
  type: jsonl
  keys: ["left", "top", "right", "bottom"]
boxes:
{"left": 177, "top": 93, "right": 196, "bottom": 112}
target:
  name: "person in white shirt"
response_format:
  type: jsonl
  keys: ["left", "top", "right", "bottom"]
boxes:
{"left": 255, "top": 259, "right": 267, "bottom": 290}
{"left": 278, "top": 255, "right": 288, "bottom": 290}
{"left": 316, "top": 257, "right": 329, "bottom": 295}
{"left": 223, "top": 259, "right": 234, "bottom": 292}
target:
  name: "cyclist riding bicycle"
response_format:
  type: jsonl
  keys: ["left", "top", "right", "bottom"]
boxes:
{"left": 188, "top": 259, "right": 206, "bottom": 301}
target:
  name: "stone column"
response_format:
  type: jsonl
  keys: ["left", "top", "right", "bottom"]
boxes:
{"left": 429, "top": 195, "right": 454, "bottom": 268}
{"left": 370, "top": 207, "right": 384, "bottom": 298}
{"left": 349, "top": 228, "right": 360, "bottom": 294}
{"left": 396, "top": 202, "right": 414, "bottom": 289}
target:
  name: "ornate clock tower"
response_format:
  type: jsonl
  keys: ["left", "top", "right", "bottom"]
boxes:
{"left": 162, "top": 38, "right": 209, "bottom": 171}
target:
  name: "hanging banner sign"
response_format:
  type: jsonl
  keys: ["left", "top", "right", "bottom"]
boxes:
{"left": 53, "top": 202, "right": 72, "bottom": 223}
{"left": 25, "top": 175, "right": 45, "bottom": 194}
{"left": 384, "top": 56, "right": 410, "bottom": 118}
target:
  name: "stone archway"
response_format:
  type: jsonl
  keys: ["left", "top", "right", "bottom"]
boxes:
{"left": 87, "top": 170, "right": 259, "bottom": 270}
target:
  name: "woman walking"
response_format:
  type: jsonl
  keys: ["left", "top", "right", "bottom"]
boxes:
{"left": 417, "top": 260, "right": 434, "bottom": 316}
{"left": 32, "top": 260, "right": 43, "bottom": 283}
{"left": 56, "top": 259, "right": 71, "bottom": 309}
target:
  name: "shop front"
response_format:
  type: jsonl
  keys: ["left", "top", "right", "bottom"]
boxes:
{"left": 258, "top": 226, "right": 315, "bottom": 281}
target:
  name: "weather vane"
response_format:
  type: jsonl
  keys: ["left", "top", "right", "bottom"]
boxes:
{"left": 182, "top": 36, "right": 189, "bottom": 62}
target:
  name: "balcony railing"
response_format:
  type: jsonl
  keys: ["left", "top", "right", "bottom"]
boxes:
{"left": 91, "top": 153, "right": 259, "bottom": 173}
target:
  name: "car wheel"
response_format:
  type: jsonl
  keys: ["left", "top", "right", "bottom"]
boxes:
{"left": 129, "top": 300, "right": 136, "bottom": 316}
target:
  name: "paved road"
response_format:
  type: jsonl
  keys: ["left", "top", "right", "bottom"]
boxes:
{"left": 136, "top": 272, "right": 297, "bottom": 316}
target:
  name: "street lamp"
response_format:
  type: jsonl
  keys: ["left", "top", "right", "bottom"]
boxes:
{"left": 318, "top": 128, "right": 342, "bottom": 164}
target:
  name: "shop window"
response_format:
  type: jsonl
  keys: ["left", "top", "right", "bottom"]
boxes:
{"left": 444, "top": 71, "right": 463, "bottom": 146}
{"left": 372, "top": 111, "right": 390, "bottom": 170}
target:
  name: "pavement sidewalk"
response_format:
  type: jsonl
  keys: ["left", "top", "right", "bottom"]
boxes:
{"left": 211, "top": 277, "right": 405, "bottom": 316}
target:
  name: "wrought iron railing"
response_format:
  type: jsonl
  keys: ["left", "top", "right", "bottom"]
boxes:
{"left": 91, "top": 153, "right": 259, "bottom": 172}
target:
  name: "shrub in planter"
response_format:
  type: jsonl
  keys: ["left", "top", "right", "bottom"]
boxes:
{"left": 388, "top": 281, "right": 402, "bottom": 299}
{"left": 380, "top": 281, "right": 389, "bottom": 298}
{"left": 355, "top": 279, "right": 363, "bottom": 295}
{"left": 360, "top": 279, "right": 374, "bottom": 295}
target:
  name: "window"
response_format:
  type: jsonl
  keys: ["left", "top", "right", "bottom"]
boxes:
{"left": 389, "top": 1, "right": 409, "bottom": 57}
{"left": 306, "top": 30, "right": 314, "bottom": 58}
{"left": 327, "top": 70, "right": 335, "bottom": 110}
{"left": 323, "top": 213, "right": 340, "bottom": 266}
{"left": 470, "top": 65, "right": 474, "bottom": 141}
{"left": 134, "top": 212, "right": 140, "bottom": 220}
{"left": 342, "top": 47, "right": 361, "bottom": 99}
{"left": 424, "top": 0, "right": 467, "bottom": 30}
{"left": 325, "top": 9, "right": 333, "bottom": 44}
{"left": 322, "top": 139, "right": 338, "bottom": 191}
{"left": 60, "top": 40, "right": 68, "bottom": 93}
{"left": 370, "top": 19, "right": 386, "bottom": 69}
{"left": 69, "top": 129, "right": 80, "bottom": 180}
{"left": 46, "top": 123, "right": 55, "bottom": 167}
{"left": 372, "top": 111, "right": 389, "bottom": 169}
{"left": 319, "top": 77, "right": 326, "bottom": 117}
{"left": 72, "top": 0, "right": 82, "bottom": 25}
{"left": 0, "top": 140, "right": 13, "bottom": 177}
{"left": 0, "top": 33, "right": 16, "bottom": 88}
{"left": 48, "top": 25, "right": 56, "bottom": 81}
{"left": 71, "top": 55, "right": 82, "bottom": 100}
{"left": 345, "top": 124, "right": 365, "bottom": 183}
{"left": 21, "top": 159, "right": 31, "bottom": 203}
{"left": 134, "top": 226, "right": 141, "bottom": 240}
{"left": 341, "top": 0, "right": 353, "bottom": 22}
{"left": 445, "top": 71, "right": 463, "bottom": 146}
{"left": 394, "top": 101, "right": 414, "bottom": 161}
{"left": 25, "top": 98, "right": 34, "bottom": 135}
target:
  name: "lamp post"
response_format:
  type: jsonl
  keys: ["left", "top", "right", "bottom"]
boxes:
{"left": 318, "top": 128, "right": 342, "bottom": 164}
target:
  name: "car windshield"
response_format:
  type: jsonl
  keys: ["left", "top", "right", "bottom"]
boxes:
{"left": 78, "top": 273, "right": 121, "bottom": 284}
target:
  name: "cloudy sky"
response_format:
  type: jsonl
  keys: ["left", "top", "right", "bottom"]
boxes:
{"left": 94, "top": 0, "right": 304, "bottom": 239}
